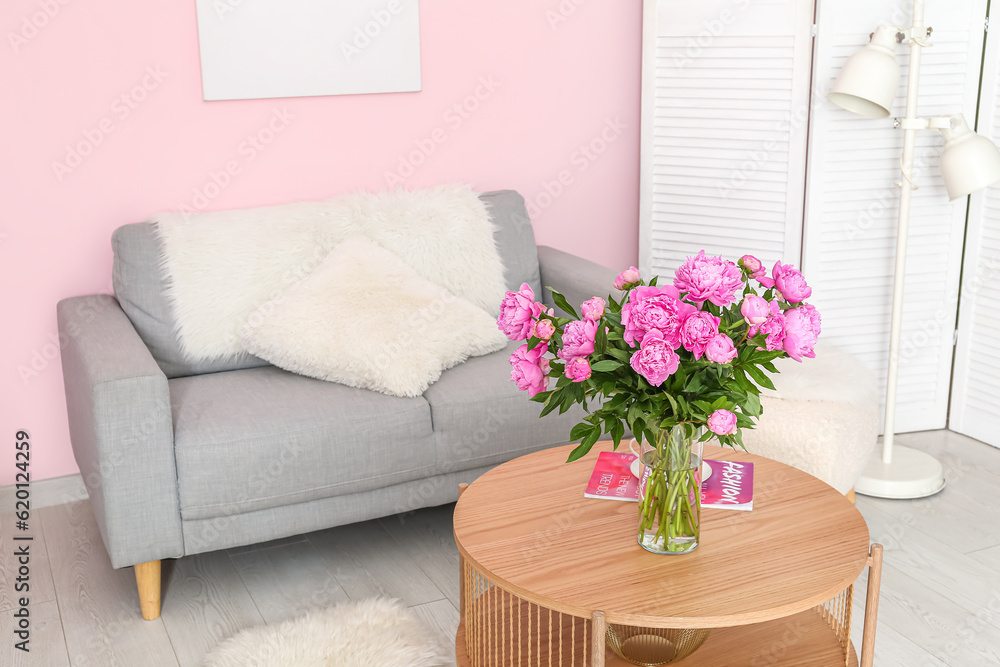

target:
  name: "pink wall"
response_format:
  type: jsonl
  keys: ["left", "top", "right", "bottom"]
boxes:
{"left": 0, "top": 1, "right": 641, "bottom": 484}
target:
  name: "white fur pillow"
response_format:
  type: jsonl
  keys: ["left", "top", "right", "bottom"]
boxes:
{"left": 239, "top": 237, "right": 507, "bottom": 397}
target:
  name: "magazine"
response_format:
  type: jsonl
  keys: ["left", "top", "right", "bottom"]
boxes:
{"left": 584, "top": 451, "right": 754, "bottom": 511}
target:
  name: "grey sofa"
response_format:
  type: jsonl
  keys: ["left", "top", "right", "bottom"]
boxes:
{"left": 57, "top": 190, "right": 617, "bottom": 620}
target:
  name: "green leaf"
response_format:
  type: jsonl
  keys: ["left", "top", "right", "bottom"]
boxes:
{"left": 743, "top": 391, "right": 762, "bottom": 417}
{"left": 606, "top": 347, "right": 631, "bottom": 363}
{"left": 664, "top": 392, "right": 680, "bottom": 416}
{"left": 684, "top": 373, "right": 707, "bottom": 394}
{"left": 548, "top": 288, "right": 580, "bottom": 320}
{"left": 610, "top": 419, "right": 625, "bottom": 447}
{"left": 569, "top": 423, "right": 594, "bottom": 441}
{"left": 529, "top": 390, "right": 553, "bottom": 403}
{"left": 580, "top": 426, "right": 602, "bottom": 452}
{"left": 732, "top": 368, "right": 753, "bottom": 392}
{"left": 590, "top": 360, "right": 623, "bottom": 372}
{"left": 744, "top": 363, "right": 777, "bottom": 391}
{"left": 566, "top": 439, "right": 596, "bottom": 462}
{"left": 595, "top": 323, "right": 608, "bottom": 355}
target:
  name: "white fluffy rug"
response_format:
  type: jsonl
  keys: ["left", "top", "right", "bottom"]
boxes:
{"left": 202, "top": 598, "right": 448, "bottom": 667}
{"left": 152, "top": 185, "right": 506, "bottom": 362}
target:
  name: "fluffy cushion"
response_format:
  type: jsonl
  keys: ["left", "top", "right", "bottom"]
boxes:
{"left": 153, "top": 185, "right": 506, "bottom": 362}
{"left": 239, "top": 237, "right": 507, "bottom": 397}
{"left": 202, "top": 597, "right": 447, "bottom": 667}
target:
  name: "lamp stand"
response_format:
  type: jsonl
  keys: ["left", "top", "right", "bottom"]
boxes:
{"left": 855, "top": 0, "right": 946, "bottom": 499}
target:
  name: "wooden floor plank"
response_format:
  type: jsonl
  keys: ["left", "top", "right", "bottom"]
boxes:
{"left": 159, "top": 550, "right": 265, "bottom": 667}
{"left": 40, "top": 500, "right": 179, "bottom": 667}
{"left": 229, "top": 539, "right": 349, "bottom": 625}
{"left": 409, "top": 598, "right": 460, "bottom": 667}
{"left": 310, "top": 516, "right": 445, "bottom": 607}
{"left": 857, "top": 498, "right": 1000, "bottom": 628}
{"left": 859, "top": 561, "right": 1000, "bottom": 664}
{"left": 0, "top": 510, "right": 56, "bottom": 613}
{"left": 0, "top": 600, "right": 70, "bottom": 667}
{"left": 378, "top": 503, "right": 462, "bottom": 607}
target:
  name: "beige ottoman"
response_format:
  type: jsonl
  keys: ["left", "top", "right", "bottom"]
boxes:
{"left": 742, "top": 344, "right": 879, "bottom": 496}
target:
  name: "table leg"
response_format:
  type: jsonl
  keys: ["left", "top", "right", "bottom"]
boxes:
{"left": 591, "top": 611, "right": 606, "bottom": 667}
{"left": 860, "top": 544, "right": 883, "bottom": 667}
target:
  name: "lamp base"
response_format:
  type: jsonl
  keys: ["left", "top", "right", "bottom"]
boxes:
{"left": 854, "top": 444, "right": 946, "bottom": 499}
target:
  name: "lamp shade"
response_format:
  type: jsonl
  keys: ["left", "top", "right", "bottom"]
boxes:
{"left": 828, "top": 25, "right": 901, "bottom": 118}
{"left": 939, "top": 114, "right": 1000, "bottom": 200}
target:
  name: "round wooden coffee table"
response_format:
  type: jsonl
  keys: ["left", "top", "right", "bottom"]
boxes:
{"left": 453, "top": 441, "right": 883, "bottom": 666}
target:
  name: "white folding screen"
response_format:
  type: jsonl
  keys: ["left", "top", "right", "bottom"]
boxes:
{"left": 802, "top": 0, "right": 986, "bottom": 432}
{"left": 950, "top": 13, "right": 1000, "bottom": 448}
{"left": 638, "top": 0, "right": 814, "bottom": 279}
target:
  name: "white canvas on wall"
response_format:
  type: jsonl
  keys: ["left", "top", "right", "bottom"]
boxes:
{"left": 196, "top": 0, "right": 421, "bottom": 101}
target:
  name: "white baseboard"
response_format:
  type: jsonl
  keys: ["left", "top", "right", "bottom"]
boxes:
{"left": 0, "top": 473, "right": 88, "bottom": 511}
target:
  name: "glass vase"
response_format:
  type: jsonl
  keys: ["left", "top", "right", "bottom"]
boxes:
{"left": 637, "top": 423, "right": 704, "bottom": 555}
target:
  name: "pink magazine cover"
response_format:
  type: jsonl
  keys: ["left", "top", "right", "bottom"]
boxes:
{"left": 701, "top": 458, "right": 754, "bottom": 511}
{"left": 583, "top": 452, "right": 640, "bottom": 501}
{"left": 584, "top": 452, "right": 754, "bottom": 511}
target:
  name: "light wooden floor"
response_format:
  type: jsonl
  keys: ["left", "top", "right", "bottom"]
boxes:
{"left": 2, "top": 429, "right": 998, "bottom": 666}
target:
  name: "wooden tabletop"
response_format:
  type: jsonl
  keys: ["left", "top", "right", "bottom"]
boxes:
{"left": 453, "top": 441, "right": 870, "bottom": 629}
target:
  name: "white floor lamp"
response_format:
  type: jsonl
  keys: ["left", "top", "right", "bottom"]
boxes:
{"left": 827, "top": 0, "right": 1000, "bottom": 499}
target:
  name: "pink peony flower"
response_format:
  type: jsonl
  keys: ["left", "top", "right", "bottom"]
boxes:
{"left": 680, "top": 311, "right": 721, "bottom": 360}
{"left": 613, "top": 266, "right": 641, "bottom": 290}
{"left": 533, "top": 318, "right": 556, "bottom": 341}
{"left": 771, "top": 261, "right": 812, "bottom": 304}
{"left": 557, "top": 319, "right": 598, "bottom": 360}
{"left": 707, "top": 409, "right": 738, "bottom": 436}
{"left": 564, "top": 357, "right": 592, "bottom": 383}
{"left": 740, "top": 295, "right": 770, "bottom": 325}
{"left": 629, "top": 329, "right": 680, "bottom": 386}
{"left": 783, "top": 304, "right": 822, "bottom": 362}
{"left": 620, "top": 285, "right": 697, "bottom": 349}
{"left": 747, "top": 301, "right": 786, "bottom": 351}
{"left": 739, "top": 255, "right": 765, "bottom": 279}
{"left": 509, "top": 342, "right": 550, "bottom": 397}
{"left": 673, "top": 250, "right": 745, "bottom": 307}
{"left": 497, "top": 283, "right": 545, "bottom": 341}
{"left": 580, "top": 297, "right": 606, "bottom": 322}
{"left": 705, "top": 334, "right": 737, "bottom": 364}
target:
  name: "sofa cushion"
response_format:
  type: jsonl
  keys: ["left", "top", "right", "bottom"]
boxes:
{"left": 113, "top": 190, "right": 541, "bottom": 379}
{"left": 424, "top": 341, "right": 587, "bottom": 472}
{"left": 169, "top": 366, "right": 437, "bottom": 520}
{"left": 239, "top": 236, "right": 506, "bottom": 397}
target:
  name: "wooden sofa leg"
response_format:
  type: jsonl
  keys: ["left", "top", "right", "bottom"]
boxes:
{"left": 134, "top": 560, "right": 162, "bottom": 620}
{"left": 846, "top": 488, "right": 857, "bottom": 504}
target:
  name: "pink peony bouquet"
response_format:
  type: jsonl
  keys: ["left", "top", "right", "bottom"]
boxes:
{"left": 498, "top": 251, "right": 821, "bottom": 460}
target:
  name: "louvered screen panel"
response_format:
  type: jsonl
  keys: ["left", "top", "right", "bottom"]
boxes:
{"left": 950, "top": 9, "right": 1000, "bottom": 448}
{"left": 638, "top": 0, "right": 814, "bottom": 279}
{"left": 803, "top": 0, "right": 986, "bottom": 433}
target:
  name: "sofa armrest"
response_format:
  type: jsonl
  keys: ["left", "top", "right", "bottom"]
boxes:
{"left": 58, "top": 295, "right": 183, "bottom": 568}
{"left": 536, "top": 245, "right": 622, "bottom": 315}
